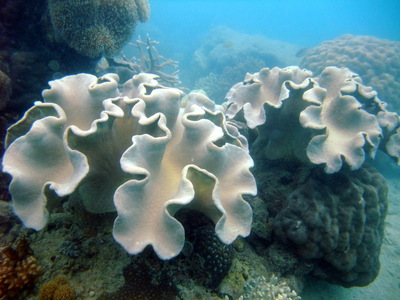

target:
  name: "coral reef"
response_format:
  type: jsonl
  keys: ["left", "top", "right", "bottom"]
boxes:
{"left": 2, "top": 73, "right": 256, "bottom": 260}
{"left": 300, "top": 34, "right": 400, "bottom": 112}
{"left": 239, "top": 274, "right": 301, "bottom": 300}
{"left": 38, "top": 276, "right": 75, "bottom": 300}
{"left": 225, "top": 64, "right": 396, "bottom": 287}
{"left": 48, "top": 0, "right": 150, "bottom": 58}
{"left": 0, "top": 237, "right": 43, "bottom": 298}
{"left": 226, "top": 66, "right": 400, "bottom": 173}
{"left": 273, "top": 165, "right": 388, "bottom": 287}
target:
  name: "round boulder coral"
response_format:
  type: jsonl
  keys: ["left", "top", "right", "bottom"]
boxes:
{"left": 273, "top": 165, "right": 388, "bottom": 287}
{"left": 48, "top": 0, "right": 150, "bottom": 58}
{"left": 300, "top": 34, "right": 400, "bottom": 112}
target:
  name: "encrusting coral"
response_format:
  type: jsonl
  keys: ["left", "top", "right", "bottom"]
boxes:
{"left": 48, "top": 0, "right": 150, "bottom": 58}
{"left": 226, "top": 66, "right": 400, "bottom": 173}
{"left": 2, "top": 72, "right": 256, "bottom": 260}
{"left": 0, "top": 237, "right": 43, "bottom": 298}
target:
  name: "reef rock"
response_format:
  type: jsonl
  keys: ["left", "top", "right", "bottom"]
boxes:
{"left": 2, "top": 73, "right": 256, "bottom": 260}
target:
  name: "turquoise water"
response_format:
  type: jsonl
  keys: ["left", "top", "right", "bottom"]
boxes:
{"left": 139, "top": 0, "right": 400, "bottom": 48}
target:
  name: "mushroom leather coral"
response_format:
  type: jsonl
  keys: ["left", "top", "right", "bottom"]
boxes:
{"left": 2, "top": 73, "right": 256, "bottom": 260}
{"left": 227, "top": 66, "right": 400, "bottom": 173}
{"left": 300, "top": 67, "right": 382, "bottom": 173}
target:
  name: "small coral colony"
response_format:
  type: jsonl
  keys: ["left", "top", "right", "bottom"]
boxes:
{"left": 1, "top": 0, "right": 399, "bottom": 299}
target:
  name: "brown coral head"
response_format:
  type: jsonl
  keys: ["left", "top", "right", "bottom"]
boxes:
{"left": 48, "top": 0, "right": 150, "bottom": 58}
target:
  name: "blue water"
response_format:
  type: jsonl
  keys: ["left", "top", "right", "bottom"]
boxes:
{"left": 137, "top": 0, "right": 400, "bottom": 49}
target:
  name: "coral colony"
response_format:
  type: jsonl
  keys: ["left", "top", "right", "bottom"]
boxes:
{"left": 3, "top": 73, "right": 256, "bottom": 260}
{"left": 48, "top": 0, "right": 150, "bottom": 57}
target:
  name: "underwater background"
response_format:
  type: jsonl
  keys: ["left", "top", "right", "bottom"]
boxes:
{"left": 0, "top": 0, "right": 400, "bottom": 299}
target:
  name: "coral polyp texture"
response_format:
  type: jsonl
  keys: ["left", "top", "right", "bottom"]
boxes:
{"left": 38, "top": 276, "right": 76, "bottom": 300}
{"left": 226, "top": 66, "right": 400, "bottom": 173}
{"left": 274, "top": 165, "right": 388, "bottom": 287}
{"left": 48, "top": 0, "right": 150, "bottom": 58}
{"left": 300, "top": 34, "right": 400, "bottom": 112}
{"left": 2, "top": 73, "right": 256, "bottom": 260}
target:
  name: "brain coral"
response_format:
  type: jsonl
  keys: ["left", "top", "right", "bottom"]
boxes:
{"left": 273, "top": 165, "right": 388, "bottom": 287}
{"left": 2, "top": 72, "right": 256, "bottom": 259}
{"left": 300, "top": 34, "right": 400, "bottom": 112}
{"left": 226, "top": 66, "right": 400, "bottom": 173}
{"left": 48, "top": 0, "right": 150, "bottom": 58}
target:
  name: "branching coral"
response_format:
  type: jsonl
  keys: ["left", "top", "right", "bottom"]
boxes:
{"left": 48, "top": 0, "right": 150, "bottom": 58}
{"left": 0, "top": 237, "right": 42, "bottom": 298}
{"left": 226, "top": 66, "right": 400, "bottom": 173}
{"left": 2, "top": 73, "right": 256, "bottom": 260}
{"left": 102, "top": 35, "right": 180, "bottom": 87}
